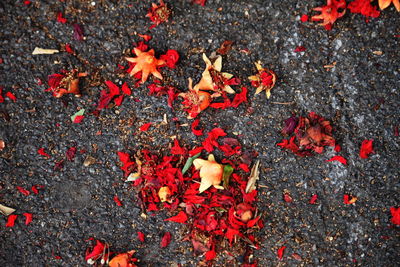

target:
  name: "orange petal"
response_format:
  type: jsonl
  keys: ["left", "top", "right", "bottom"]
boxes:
{"left": 379, "top": 0, "right": 392, "bottom": 9}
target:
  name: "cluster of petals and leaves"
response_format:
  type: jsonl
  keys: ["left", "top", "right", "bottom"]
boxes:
{"left": 179, "top": 54, "right": 245, "bottom": 118}
{"left": 46, "top": 69, "right": 87, "bottom": 98}
{"left": 126, "top": 48, "right": 165, "bottom": 84}
{"left": 195, "top": 53, "right": 236, "bottom": 98}
{"left": 179, "top": 78, "right": 212, "bottom": 119}
{"left": 146, "top": 0, "right": 171, "bottom": 29}
{"left": 86, "top": 239, "right": 137, "bottom": 266}
{"left": 148, "top": 80, "right": 178, "bottom": 108}
{"left": 94, "top": 81, "right": 131, "bottom": 115}
{"left": 117, "top": 130, "right": 261, "bottom": 263}
{"left": 248, "top": 61, "right": 277, "bottom": 99}
{"left": 312, "top": 0, "right": 347, "bottom": 30}
{"left": 378, "top": 0, "right": 400, "bottom": 11}
{"left": 278, "top": 112, "right": 335, "bottom": 156}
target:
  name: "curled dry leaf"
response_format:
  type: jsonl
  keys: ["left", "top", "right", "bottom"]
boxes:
{"left": 249, "top": 61, "right": 277, "bottom": 99}
{"left": 0, "top": 203, "right": 16, "bottom": 216}
{"left": 193, "top": 154, "right": 224, "bottom": 193}
{"left": 126, "top": 48, "right": 165, "bottom": 83}
{"left": 245, "top": 160, "right": 260, "bottom": 193}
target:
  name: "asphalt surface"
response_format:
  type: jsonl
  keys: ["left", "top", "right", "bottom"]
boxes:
{"left": 0, "top": 0, "right": 399, "bottom": 266}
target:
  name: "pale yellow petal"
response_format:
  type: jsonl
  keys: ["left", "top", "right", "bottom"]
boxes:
{"left": 222, "top": 72, "right": 233, "bottom": 79}
{"left": 202, "top": 53, "right": 212, "bottom": 67}
{"left": 255, "top": 86, "right": 263, "bottom": 95}
{"left": 266, "top": 89, "right": 271, "bottom": 99}
{"left": 193, "top": 158, "right": 207, "bottom": 170}
{"left": 199, "top": 179, "right": 213, "bottom": 193}
{"left": 213, "top": 56, "right": 222, "bottom": 72}
{"left": 223, "top": 85, "right": 235, "bottom": 94}
{"left": 134, "top": 48, "right": 142, "bottom": 56}
{"left": 379, "top": 0, "right": 392, "bottom": 9}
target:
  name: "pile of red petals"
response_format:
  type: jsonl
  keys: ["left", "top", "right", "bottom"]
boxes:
{"left": 117, "top": 132, "right": 261, "bottom": 263}
{"left": 278, "top": 112, "right": 335, "bottom": 156}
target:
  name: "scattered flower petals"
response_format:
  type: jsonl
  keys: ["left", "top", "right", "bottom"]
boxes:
{"left": 343, "top": 194, "right": 357, "bottom": 204}
{"left": 57, "top": 12, "right": 67, "bottom": 24}
{"left": 294, "top": 46, "right": 306, "bottom": 52}
{"left": 139, "top": 122, "right": 152, "bottom": 131}
{"left": 277, "top": 245, "right": 286, "bottom": 260}
{"left": 217, "top": 40, "right": 234, "bottom": 55}
{"left": 283, "top": 193, "right": 293, "bottom": 203}
{"left": 23, "top": 213, "right": 33, "bottom": 225}
{"left": 6, "top": 214, "right": 18, "bottom": 227}
{"left": 160, "top": 49, "right": 179, "bottom": 68}
{"left": 31, "top": 185, "right": 44, "bottom": 194}
{"left": 73, "top": 23, "right": 84, "bottom": 41}
{"left": 37, "top": 147, "right": 50, "bottom": 158}
{"left": 113, "top": 195, "right": 123, "bottom": 206}
{"left": 160, "top": 232, "right": 172, "bottom": 248}
{"left": 390, "top": 207, "right": 400, "bottom": 225}
{"left": 5, "top": 92, "right": 16, "bottom": 102}
{"left": 16, "top": 186, "right": 30, "bottom": 196}
{"left": 360, "top": 139, "right": 374, "bottom": 159}
{"left": 164, "top": 211, "right": 188, "bottom": 223}
{"left": 138, "top": 34, "right": 152, "bottom": 41}
{"left": 309, "top": 194, "right": 318, "bottom": 204}
{"left": 191, "top": 119, "right": 204, "bottom": 136}
{"left": 326, "top": 155, "right": 347, "bottom": 165}
{"left": 300, "top": 14, "right": 309, "bottom": 22}
{"left": 137, "top": 231, "right": 145, "bottom": 242}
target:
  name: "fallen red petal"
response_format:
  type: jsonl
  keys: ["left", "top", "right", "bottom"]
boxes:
{"left": 300, "top": 14, "right": 309, "bottom": 22}
{"left": 309, "top": 194, "right": 318, "bottom": 204}
{"left": 5, "top": 92, "right": 16, "bottom": 102}
{"left": 277, "top": 245, "right": 286, "bottom": 260}
{"left": 326, "top": 155, "right": 347, "bottom": 165}
{"left": 160, "top": 232, "right": 172, "bottom": 248}
{"left": 6, "top": 214, "right": 18, "bottom": 227}
{"left": 139, "top": 122, "right": 152, "bottom": 131}
{"left": 23, "top": 213, "right": 33, "bottom": 225}
{"left": 113, "top": 195, "right": 123, "bottom": 206}
{"left": 16, "top": 186, "right": 30, "bottom": 196}
{"left": 164, "top": 211, "right": 188, "bottom": 224}
{"left": 360, "top": 139, "right": 374, "bottom": 159}
{"left": 390, "top": 207, "right": 400, "bottom": 225}
{"left": 37, "top": 147, "right": 50, "bottom": 158}
{"left": 137, "top": 231, "right": 145, "bottom": 242}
